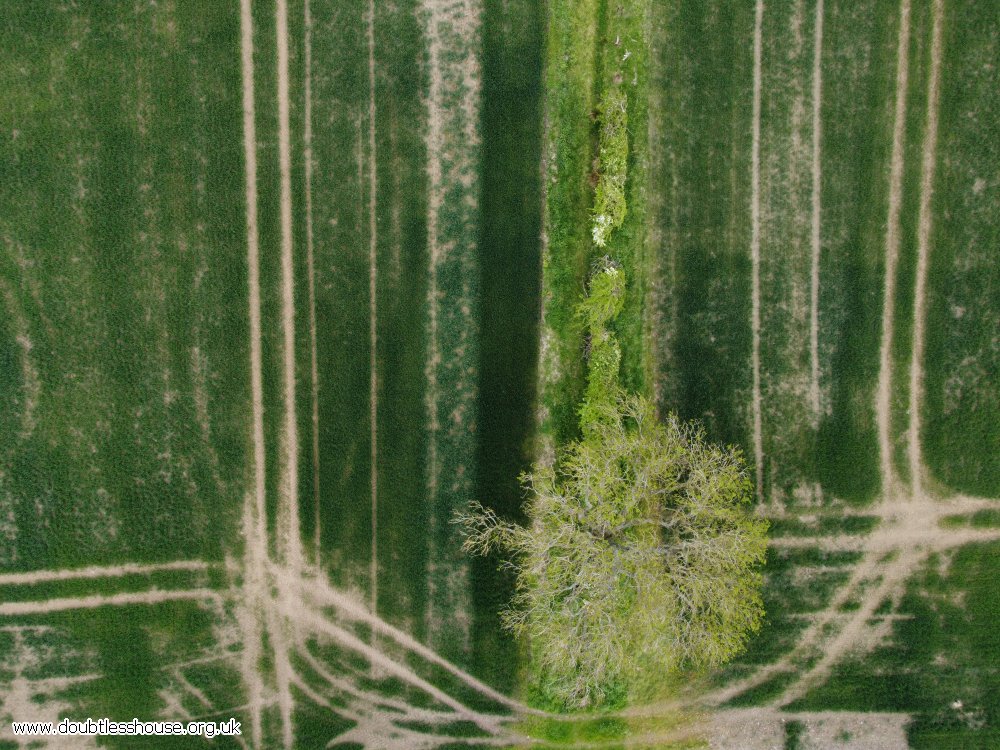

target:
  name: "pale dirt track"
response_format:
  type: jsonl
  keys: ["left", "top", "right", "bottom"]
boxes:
{"left": 276, "top": 0, "right": 303, "bottom": 580}
{"left": 366, "top": 0, "right": 380, "bottom": 621}
{"left": 0, "top": 589, "right": 222, "bottom": 616}
{"left": 808, "top": 0, "right": 824, "bottom": 422}
{"left": 0, "top": 560, "right": 210, "bottom": 586}
{"left": 302, "top": 0, "right": 322, "bottom": 564}
{"left": 238, "top": 0, "right": 267, "bottom": 742}
{"left": 708, "top": 494, "right": 1000, "bottom": 710}
{"left": 750, "top": 0, "right": 765, "bottom": 504}
{"left": 875, "top": 0, "right": 913, "bottom": 500}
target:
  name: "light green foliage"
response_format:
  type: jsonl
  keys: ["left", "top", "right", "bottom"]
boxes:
{"left": 456, "top": 265, "right": 768, "bottom": 709}
{"left": 591, "top": 87, "right": 629, "bottom": 247}
{"left": 579, "top": 260, "right": 626, "bottom": 438}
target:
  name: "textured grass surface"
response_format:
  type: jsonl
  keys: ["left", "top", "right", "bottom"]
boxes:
{"left": 922, "top": 0, "right": 1000, "bottom": 496}
{"left": 1, "top": 0, "right": 998, "bottom": 747}
{"left": 1, "top": 0, "right": 543, "bottom": 745}
{"left": 645, "top": 2, "right": 1000, "bottom": 746}
{"left": 787, "top": 541, "right": 1000, "bottom": 748}
{"left": 538, "top": 0, "right": 652, "bottom": 453}
{"left": 0, "top": 1, "right": 248, "bottom": 571}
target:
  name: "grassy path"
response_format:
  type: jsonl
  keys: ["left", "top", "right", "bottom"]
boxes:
{"left": 538, "top": 0, "right": 653, "bottom": 448}
{"left": 808, "top": 0, "right": 825, "bottom": 422}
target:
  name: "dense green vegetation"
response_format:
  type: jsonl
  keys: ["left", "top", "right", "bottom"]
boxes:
{"left": 460, "top": 263, "right": 767, "bottom": 710}
{"left": 591, "top": 88, "right": 629, "bottom": 248}
{"left": 2, "top": 0, "right": 999, "bottom": 746}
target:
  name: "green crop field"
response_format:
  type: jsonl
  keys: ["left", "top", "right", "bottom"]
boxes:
{"left": 1, "top": 0, "right": 997, "bottom": 748}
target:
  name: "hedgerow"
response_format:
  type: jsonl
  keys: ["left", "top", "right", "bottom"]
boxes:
{"left": 591, "top": 87, "right": 629, "bottom": 247}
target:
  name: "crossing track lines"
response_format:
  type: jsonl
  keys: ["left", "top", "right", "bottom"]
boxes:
{"left": 272, "top": 563, "right": 527, "bottom": 714}
{"left": 908, "top": 0, "right": 945, "bottom": 501}
{"left": 0, "top": 589, "right": 222, "bottom": 617}
{"left": 705, "top": 494, "right": 1000, "bottom": 708}
{"left": 283, "top": 606, "right": 500, "bottom": 733}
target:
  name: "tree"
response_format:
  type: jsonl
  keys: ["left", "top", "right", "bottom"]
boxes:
{"left": 455, "top": 261, "right": 768, "bottom": 709}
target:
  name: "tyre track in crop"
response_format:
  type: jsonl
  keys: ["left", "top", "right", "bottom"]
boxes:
{"left": 286, "top": 607, "right": 499, "bottom": 732}
{"left": 366, "top": 0, "right": 380, "bottom": 623}
{"left": 709, "top": 495, "right": 1000, "bottom": 709}
{"left": 276, "top": 0, "right": 302, "bottom": 580}
{"left": 238, "top": 0, "right": 268, "bottom": 743}
{"left": 875, "top": 0, "right": 912, "bottom": 500}
{"left": 273, "top": 3, "right": 299, "bottom": 744}
{"left": 275, "top": 563, "right": 525, "bottom": 713}
{"left": 809, "top": 0, "right": 825, "bottom": 422}
{"left": 0, "top": 560, "right": 210, "bottom": 587}
{"left": 0, "top": 589, "right": 222, "bottom": 617}
{"left": 421, "top": 0, "right": 482, "bottom": 654}
{"left": 907, "top": 0, "right": 944, "bottom": 500}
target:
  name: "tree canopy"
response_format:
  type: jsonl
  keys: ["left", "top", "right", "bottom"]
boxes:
{"left": 456, "top": 260, "right": 768, "bottom": 709}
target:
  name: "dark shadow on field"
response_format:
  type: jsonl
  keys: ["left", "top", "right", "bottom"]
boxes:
{"left": 649, "top": 0, "right": 754, "bottom": 451}
{"left": 473, "top": 0, "right": 545, "bottom": 696}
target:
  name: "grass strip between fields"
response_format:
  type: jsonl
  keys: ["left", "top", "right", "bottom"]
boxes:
{"left": 538, "top": 0, "right": 652, "bottom": 455}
